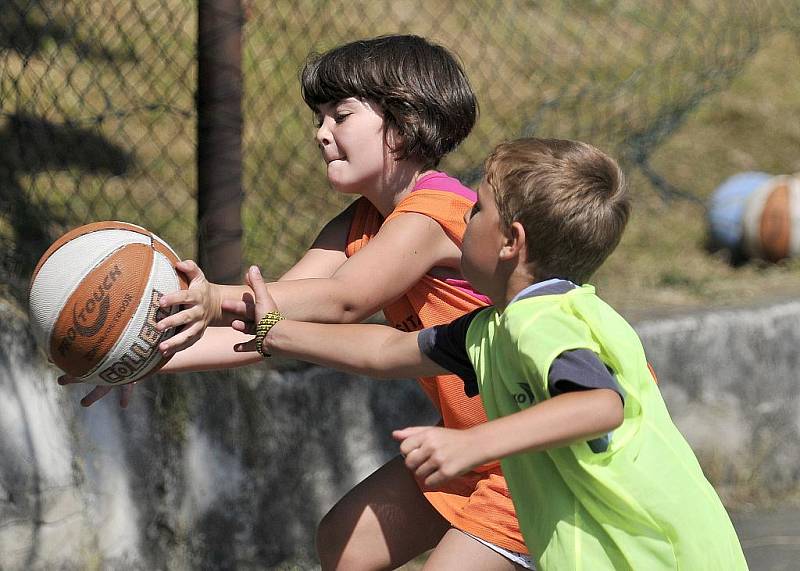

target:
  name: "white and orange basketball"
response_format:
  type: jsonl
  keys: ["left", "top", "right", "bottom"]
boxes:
{"left": 28, "top": 221, "right": 187, "bottom": 385}
{"left": 742, "top": 174, "right": 800, "bottom": 262}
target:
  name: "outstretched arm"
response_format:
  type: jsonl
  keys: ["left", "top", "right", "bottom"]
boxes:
{"left": 394, "top": 388, "right": 624, "bottom": 487}
{"left": 60, "top": 206, "right": 355, "bottom": 404}
{"left": 157, "top": 202, "right": 357, "bottom": 354}
{"left": 158, "top": 210, "right": 459, "bottom": 361}
{"left": 239, "top": 265, "right": 447, "bottom": 380}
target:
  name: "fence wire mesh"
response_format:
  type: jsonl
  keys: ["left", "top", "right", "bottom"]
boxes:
{"left": 1, "top": 0, "right": 798, "bottom": 296}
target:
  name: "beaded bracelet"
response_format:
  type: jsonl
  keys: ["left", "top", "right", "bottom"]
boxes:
{"left": 254, "top": 311, "right": 284, "bottom": 358}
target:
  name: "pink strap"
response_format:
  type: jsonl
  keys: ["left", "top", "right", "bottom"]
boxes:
{"left": 414, "top": 171, "right": 477, "bottom": 202}
{"left": 444, "top": 278, "right": 491, "bottom": 305}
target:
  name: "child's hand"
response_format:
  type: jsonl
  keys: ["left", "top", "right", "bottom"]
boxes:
{"left": 156, "top": 260, "right": 222, "bottom": 357}
{"left": 233, "top": 266, "right": 279, "bottom": 353}
{"left": 58, "top": 375, "right": 136, "bottom": 408}
{"left": 392, "top": 426, "right": 480, "bottom": 487}
{"left": 221, "top": 296, "right": 256, "bottom": 334}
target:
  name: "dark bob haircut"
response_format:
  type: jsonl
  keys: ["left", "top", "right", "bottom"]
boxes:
{"left": 301, "top": 35, "right": 477, "bottom": 169}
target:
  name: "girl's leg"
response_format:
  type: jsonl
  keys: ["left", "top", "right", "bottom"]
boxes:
{"left": 423, "top": 528, "right": 528, "bottom": 571}
{"left": 316, "top": 455, "right": 450, "bottom": 571}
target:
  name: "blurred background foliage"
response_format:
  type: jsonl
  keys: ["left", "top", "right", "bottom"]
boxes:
{"left": 1, "top": 0, "right": 799, "bottom": 315}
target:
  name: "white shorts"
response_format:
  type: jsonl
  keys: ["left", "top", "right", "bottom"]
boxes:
{"left": 460, "top": 529, "right": 536, "bottom": 569}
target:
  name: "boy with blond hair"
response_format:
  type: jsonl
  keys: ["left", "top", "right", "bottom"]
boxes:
{"left": 236, "top": 138, "right": 747, "bottom": 569}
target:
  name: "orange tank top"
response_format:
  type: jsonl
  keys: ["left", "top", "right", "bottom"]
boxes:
{"left": 345, "top": 172, "right": 527, "bottom": 554}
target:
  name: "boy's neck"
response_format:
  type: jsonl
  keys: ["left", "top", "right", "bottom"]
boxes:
{"left": 493, "top": 269, "right": 538, "bottom": 312}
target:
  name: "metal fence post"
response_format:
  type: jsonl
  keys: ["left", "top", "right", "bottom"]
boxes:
{"left": 197, "top": 0, "right": 243, "bottom": 285}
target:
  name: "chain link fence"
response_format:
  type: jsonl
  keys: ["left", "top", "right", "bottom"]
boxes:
{"left": 1, "top": 0, "right": 798, "bottom": 298}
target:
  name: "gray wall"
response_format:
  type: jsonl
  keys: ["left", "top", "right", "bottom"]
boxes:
{"left": 1, "top": 296, "right": 798, "bottom": 569}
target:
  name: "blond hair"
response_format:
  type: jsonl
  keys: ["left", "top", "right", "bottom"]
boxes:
{"left": 484, "top": 138, "right": 629, "bottom": 284}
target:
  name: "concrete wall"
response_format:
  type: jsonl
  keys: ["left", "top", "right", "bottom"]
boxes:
{"left": 1, "top": 296, "right": 798, "bottom": 569}
{"left": 636, "top": 300, "right": 800, "bottom": 504}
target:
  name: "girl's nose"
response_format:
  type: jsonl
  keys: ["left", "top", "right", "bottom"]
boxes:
{"left": 315, "top": 120, "right": 331, "bottom": 148}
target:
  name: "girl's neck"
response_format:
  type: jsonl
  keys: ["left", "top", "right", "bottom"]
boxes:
{"left": 368, "top": 166, "right": 435, "bottom": 218}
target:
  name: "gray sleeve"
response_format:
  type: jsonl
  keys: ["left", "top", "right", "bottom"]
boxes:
{"left": 548, "top": 349, "right": 624, "bottom": 402}
{"left": 417, "top": 308, "right": 483, "bottom": 397}
{"left": 548, "top": 349, "right": 624, "bottom": 453}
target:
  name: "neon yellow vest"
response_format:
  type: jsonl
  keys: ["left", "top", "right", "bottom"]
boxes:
{"left": 466, "top": 285, "right": 747, "bottom": 570}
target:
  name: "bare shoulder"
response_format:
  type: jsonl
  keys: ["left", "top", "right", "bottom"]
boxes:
{"left": 311, "top": 200, "right": 360, "bottom": 251}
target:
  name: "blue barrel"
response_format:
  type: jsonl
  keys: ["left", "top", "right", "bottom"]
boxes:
{"left": 707, "top": 171, "right": 772, "bottom": 252}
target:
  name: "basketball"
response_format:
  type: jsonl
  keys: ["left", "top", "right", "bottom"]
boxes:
{"left": 707, "top": 171, "right": 772, "bottom": 254}
{"left": 741, "top": 174, "right": 800, "bottom": 262}
{"left": 28, "top": 221, "right": 188, "bottom": 385}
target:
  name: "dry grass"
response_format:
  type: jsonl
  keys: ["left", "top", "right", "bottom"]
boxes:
{"left": 595, "top": 32, "right": 800, "bottom": 319}
{"left": 2, "top": 1, "right": 799, "bottom": 313}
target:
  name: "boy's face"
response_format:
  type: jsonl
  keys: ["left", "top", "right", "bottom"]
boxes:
{"left": 314, "top": 98, "right": 390, "bottom": 195}
{"left": 461, "top": 180, "right": 506, "bottom": 299}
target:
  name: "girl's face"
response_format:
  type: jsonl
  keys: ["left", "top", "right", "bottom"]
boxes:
{"left": 315, "top": 98, "right": 391, "bottom": 195}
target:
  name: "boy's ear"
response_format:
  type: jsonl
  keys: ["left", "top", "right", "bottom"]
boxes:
{"left": 499, "top": 221, "right": 526, "bottom": 261}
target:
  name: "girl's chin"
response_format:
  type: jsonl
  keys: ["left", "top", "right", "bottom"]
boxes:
{"left": 327, "top": 180, "right": 362, "bottom": 195}
{"left": 327, "top": 174, "right": 370, "bottom": 195}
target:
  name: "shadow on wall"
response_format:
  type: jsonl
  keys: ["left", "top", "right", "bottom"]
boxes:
{"left": 0, "top": 296, "right": 439, "bottom": 569}
{"left": 0, "top": 116, "right": 133, "bottom": 285}
{"left": 0, "top": 0, "right": 138, "bottom": 60}
{"left": 0, "top": 0, "right": 136, "bottom": 300}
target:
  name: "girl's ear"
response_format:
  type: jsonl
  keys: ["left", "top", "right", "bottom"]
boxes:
{"left": 499, "top": 221, "right": 526, "bottom": 261}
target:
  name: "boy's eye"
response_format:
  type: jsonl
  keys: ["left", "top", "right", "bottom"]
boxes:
{"left": 333, "top": 112, "right": 350, "bottom": 124}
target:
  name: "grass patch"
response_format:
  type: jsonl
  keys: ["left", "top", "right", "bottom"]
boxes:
{"left": 1, "top": 1, "right": 799, "bottom": 315}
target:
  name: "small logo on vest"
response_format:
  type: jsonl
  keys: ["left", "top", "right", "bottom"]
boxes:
{"left": 512, "top": 383, "right": 535, "bottom": 406}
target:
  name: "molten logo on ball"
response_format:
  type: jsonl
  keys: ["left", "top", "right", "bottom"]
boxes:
{"left": 57, "top": 263, "right": 126, "bottom": 361}
{"left": 71, "top": 264, "right": 122, "bottom": 337}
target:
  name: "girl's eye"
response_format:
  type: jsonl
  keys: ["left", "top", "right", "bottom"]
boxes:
{"left": 334, "top": 113, "right": 350, "bottom": 124}
{"left": 470, "top": 202, "right": 481, "bottom": 217}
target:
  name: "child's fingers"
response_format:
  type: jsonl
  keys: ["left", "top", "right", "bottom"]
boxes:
{"left": 231, "top": 319, "right": 256, "bottom": 335}
{"left": 175, "top": 259, "right": 203, "bottom": 282}
{"left": 394, "top": 427, "right": 431, "bottom": 457}
{"left": 157, "top": 313, "right": 199, "bottom": 349}
{"left": 58, "top": 374, "right": 80, "bottom": 385}
{"left": 80, "top": 386, "right": 113, "bottom": 407}
{"left": 247, "top": 266, "right": 270, "bottom": 306}
{"left": 159, "top": 322, "right": 203, "bottom": 357}
{"left": 119, "top": 382, "right": 136, "bottom": 409}
{"left": 424, "top": 471, "right": 446, "bottom": 488}
{"left": 158, "top": 289, "right": 193, "bottom": 313}
{"left": 221, "top": 298, "right": 253, "bottom": 319}
{"left": 234, "top": 339, "right": 258, "bottom": 353}
{"left": 392, "top": 426, "right": 429, "bottom": 441}
{"left": 399, "top": 436, "right": 420, "bottom": 458}
{"left": 413, "top": 457, "right": 440, "bottom": 480}
{"left": 403, "top": 445, "right": 429, "bottom": 470}
{"left": 247, "top": 266, "right": 281, "bottom": 318}
{"left": 156, "top": 305, "right": 194, "bottom": 333}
